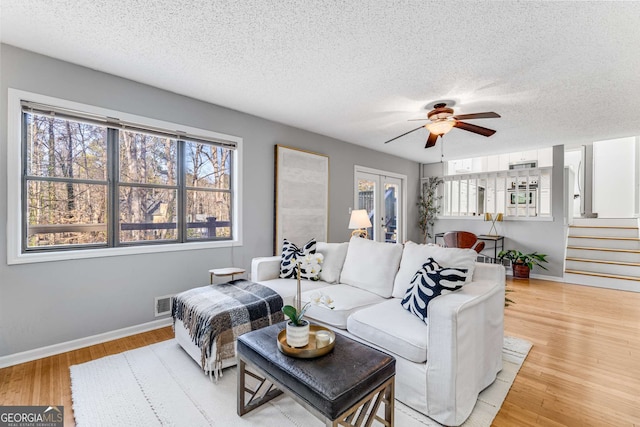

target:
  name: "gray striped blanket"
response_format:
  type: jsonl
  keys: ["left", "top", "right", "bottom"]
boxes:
{"left": 171, "top": 280, "right": 284, "bottom": 376}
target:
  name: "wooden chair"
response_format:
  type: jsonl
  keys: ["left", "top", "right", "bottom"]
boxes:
{"left": 443, "top": 231, "right": 485, "bottom": 253}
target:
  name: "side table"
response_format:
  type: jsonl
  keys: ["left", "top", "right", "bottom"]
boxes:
{"left": 209, "top": 267, "right": 246, "bottom": 284}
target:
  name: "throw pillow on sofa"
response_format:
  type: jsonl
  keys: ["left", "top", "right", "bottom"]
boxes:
{"left": 279, "top": 238, "right": 316, "bottom": 279}
{"left": 316, "top": 242, "right": 349, "bottom": 283}
{"left": 401, "top": 258, "right": 467, "bottom": 323}
{"left": 340, "top": 236, "right": 403, "bottom": 298}
{"left": 391, "top": 241, "right": 478, "bottom": 299}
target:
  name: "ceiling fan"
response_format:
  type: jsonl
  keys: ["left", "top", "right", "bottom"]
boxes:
{"left": 383, "top": 103, "right": 501, "bottom": 148}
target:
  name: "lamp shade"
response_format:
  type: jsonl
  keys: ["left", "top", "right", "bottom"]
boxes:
{"left": 348, "top": 209, "right": 372, "bottom": 229}
{"left": 425, "top": 120, "right": 454, "bottom": 136}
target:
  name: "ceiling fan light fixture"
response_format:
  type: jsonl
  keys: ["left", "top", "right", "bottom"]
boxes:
{"left": 425, "top": 120, "right": 454, "bottom": 136}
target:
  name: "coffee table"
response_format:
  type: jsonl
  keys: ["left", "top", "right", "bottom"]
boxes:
{"left": 237, "top": 322, "right": 395, "bottom": 426}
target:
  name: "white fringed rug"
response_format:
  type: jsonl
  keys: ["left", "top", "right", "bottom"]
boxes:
{"left": 70, "top": 336, "right": 531, "bottom": 426}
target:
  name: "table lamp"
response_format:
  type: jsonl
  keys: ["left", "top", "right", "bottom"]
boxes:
{"left": 484, "top": 213, "right": 503, "bottom": 236}
{"left": 349, "top": 209, "right": 372, "bottom": 238}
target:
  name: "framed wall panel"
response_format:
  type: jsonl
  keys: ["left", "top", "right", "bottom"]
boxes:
{"left": 274, "top": 145, "right": 329, "bottom": 254}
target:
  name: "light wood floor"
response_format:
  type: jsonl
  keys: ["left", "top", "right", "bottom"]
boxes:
{"left": 1, "top": 278, "right": 639, "bottom": 426}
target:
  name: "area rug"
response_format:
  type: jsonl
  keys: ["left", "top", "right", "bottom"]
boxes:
{"left": 70, "top": 336, "right": 531, "bottom": 426}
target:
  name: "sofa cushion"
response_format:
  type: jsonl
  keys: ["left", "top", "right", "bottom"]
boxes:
{"left": 340, "top": 236, "right": 403, "bottom": 298}
{"left": 300, "top": 284, "right": 386, "bottom": 329}
{"left": 279, "top": 238, "right": 316, "bottom": 279}
{"left": 316, "top": 242, "right": 348, "bottom": 284}
{"left": 256, "top": 278, "right": 328, "bottom": 306}
{"left": 392, "top": 241, "right": 477, "bottom": 298}
{"left": 347, "top": 298, "right": 429, "bottom": 363}
{"left": 401, "top": 259, "right": 467, "bottom": 323}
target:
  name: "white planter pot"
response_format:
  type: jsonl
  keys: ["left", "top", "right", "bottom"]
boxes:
{"left": 286, "top": 320, "right": 310, "bottom": 347}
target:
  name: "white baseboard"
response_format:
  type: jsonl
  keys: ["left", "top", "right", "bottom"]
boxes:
{"left": 0, "top": 318, "right": 173, "bottom": 369}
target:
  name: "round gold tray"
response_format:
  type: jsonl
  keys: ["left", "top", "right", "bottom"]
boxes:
{"left": 277, "top": 325, "right": 336, "bottom": 358}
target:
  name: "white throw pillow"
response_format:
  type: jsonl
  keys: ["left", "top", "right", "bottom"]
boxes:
{"left": 316, "top": 242, "right": 349, "bottom": 284}
{"left": 392, "top": 241, "right": 477, "bottom": 298}
{"left": 339, "top": 236, "right": 403, "bottom": 298}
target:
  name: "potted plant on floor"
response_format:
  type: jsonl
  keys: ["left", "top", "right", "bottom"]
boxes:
{"left": 417, "top": 176, "right": 444, "bottom": 243}
{"left": 498, "top": 249, "right": 549, "bottom": 279}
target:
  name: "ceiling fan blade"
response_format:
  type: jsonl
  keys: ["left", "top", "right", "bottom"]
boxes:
{"left": 454, "top": 121, "right": 496, "bottom": 137}
{"left": 425, "top": 133, "right": 438, "bottom": 148}
{"left": 452, "top": 112, "right": 501, "bottom": 120}
{"left": 383, "top": 125, "right": 425, "bottom": 144}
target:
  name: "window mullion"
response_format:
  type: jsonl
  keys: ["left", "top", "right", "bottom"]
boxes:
{"left": 108, "top": 128, "right": 119, "bottom": 247}
{"left": 177, "top": 139, "right": 186, "bottom": 243}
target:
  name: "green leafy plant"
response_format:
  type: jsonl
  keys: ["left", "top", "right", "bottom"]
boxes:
{"left": 282, "top": 293, "right": 334, "bottom": 326}
{"left": 498, "top": 250, "right": 549, "bottom": 270}
{"left": 505, "top": 286, "right": 515, "bottom": 307}
{"left": 418, "top": 176, "right": 444, "bottom": 243}
{"left": 282, "top": 303, "right": 311, "bottom": 326}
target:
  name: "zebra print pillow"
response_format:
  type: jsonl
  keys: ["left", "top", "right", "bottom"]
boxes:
{"left": 279, "top": 238, "right": 317, "bottom": 279}
{"left": 400, "top": 257, "right": 467, "bottom": 323}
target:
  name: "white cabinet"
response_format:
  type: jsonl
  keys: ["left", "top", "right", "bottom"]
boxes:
{"left": 447, "top": 148, "right": 553, "bottom": 175}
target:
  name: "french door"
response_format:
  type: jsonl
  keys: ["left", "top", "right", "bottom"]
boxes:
{"left": 354, "top": 167, "right": 405, "bottom": 243}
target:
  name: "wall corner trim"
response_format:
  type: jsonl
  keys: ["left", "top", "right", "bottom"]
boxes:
{"left": 0, "top": 318, "right": 172, "bottom": 369}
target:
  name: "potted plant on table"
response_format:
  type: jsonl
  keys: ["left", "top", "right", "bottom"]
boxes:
{"left": 282, "top": 292, "right": 334, "bottom": 347}
{"left": 282, "top": 253, "right": 333, "bottom": 347}
{"left": 498, "top": 249, "right": 549, "bottom": 279}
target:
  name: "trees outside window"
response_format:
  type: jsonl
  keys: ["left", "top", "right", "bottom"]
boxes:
{"left": 22, "top": 107, "right": 235, "bottom": 252}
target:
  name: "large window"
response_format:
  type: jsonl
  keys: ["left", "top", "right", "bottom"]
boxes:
{"left": 9, "top": 90, "right": 241, "bottom": 263}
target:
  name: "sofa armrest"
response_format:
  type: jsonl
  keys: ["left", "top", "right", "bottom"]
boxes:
{"left": 472, "top": 262, "right": 506, "bottom": 282}
{"left": 251, "top": 256, "right": 281, "bottom": 281}
{"left": 425, "top": 271, "right": 505, "bottom": 426}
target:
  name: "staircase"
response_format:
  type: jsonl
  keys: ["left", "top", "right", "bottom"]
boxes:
{"left": 565, "top": 218, "right": 640, "bottom": 292}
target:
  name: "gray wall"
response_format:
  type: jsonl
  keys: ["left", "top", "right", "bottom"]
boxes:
{"left": 0, "top": 45, "right": 420, "bottom": 357}
{"left": 422, "top": 145, "right": 566, "bottom": 278}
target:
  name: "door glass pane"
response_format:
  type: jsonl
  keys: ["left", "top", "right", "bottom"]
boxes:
{"left": 383, "top": 182, "right": 398, "bottom": 243}
{"left": 357, "top": 178, "right": 375, "bottom": 240}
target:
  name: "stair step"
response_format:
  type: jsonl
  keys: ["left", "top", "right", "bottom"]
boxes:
{"left": 569, "top": 236, "right": 640, "bottom": 241}
{"left": 567, "top": 236, "right": 640, "bottom": 250}
{"left": 569, "top": 225, "right": 638, "bottom": 229}
{"left": 565, "top": 257, "right": 640, "bottom": 267}
{"left": 565, "top": 269, "right": 640, "bottom": 282}
{"left": 566, "top": 246, "right": 640, "bottom": 263}
{"left": 568, "top": 227, "right": 639, "bottom": 238}
{"left": 571, "top": 218, "right": 638, "bottom": 227}
{"left": 566, "top": 246, "right": 640, "bottom": 253}
{"left": 565, "top": 258, "right": 640, "bottom": 277}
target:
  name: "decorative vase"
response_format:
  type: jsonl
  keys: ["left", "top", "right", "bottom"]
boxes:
{"left": 512, "top": 263, "right": 530, "bottom": 279}
{"left": 286, "top": 320, "right": 310, "bottom": 347}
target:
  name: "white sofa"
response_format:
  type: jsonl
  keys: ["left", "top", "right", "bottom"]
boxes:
{"left": 251, "top": 237, "right": 505, "bottom": 426}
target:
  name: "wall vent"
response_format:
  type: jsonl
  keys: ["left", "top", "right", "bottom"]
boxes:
{"left": 154, "top": 294, "right": 174, "bottom": 317}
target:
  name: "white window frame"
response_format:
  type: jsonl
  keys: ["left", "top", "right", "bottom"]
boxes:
{"left": 7, "top": 88, "right": 243, "bottom": 265}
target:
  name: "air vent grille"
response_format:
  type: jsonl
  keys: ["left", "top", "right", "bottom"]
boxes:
{"left": 154, "top": 294, "right": 174, "bottom": 317}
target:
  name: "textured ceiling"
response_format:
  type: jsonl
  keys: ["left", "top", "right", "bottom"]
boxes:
{"left": 2, "top": 1, "right": 640, "bottom": 163}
